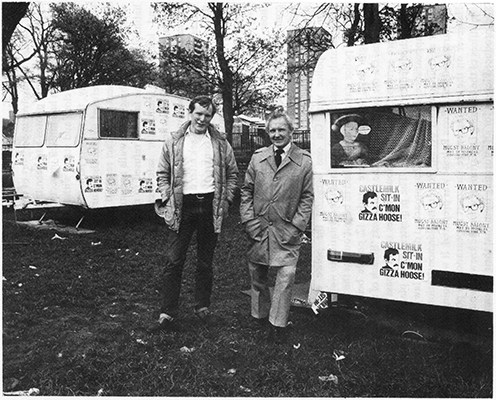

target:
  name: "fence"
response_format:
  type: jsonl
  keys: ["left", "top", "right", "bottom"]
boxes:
{"left": 232, "top": 130, "right": 311, "bottom": 156}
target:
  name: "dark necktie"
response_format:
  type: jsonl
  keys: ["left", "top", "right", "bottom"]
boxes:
{"left": 275, "top": 147, "right": 284, "bottom": 167}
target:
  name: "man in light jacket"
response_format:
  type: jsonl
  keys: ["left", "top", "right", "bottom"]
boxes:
{"left": 240, "top": 107, "right": 313, "bottom": 344}
{"left": 150, "top": 96, "right": 238, "bottom": 332}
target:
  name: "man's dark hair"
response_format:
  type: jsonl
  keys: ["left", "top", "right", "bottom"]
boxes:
{"left": 384, "top": 248, "right": 399, "bottom": 261}
{"left": 362, "top": 191, "right": 377, "bottom": 204}
{"left": 188, "top": 96, "right": 216, "bottom": 115}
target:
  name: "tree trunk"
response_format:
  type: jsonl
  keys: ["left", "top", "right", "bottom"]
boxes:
{"left": 210, "top": 3, "right": 233, "bottom": 143}
{"left": 363, "top": 3, "right": 381, "bottom": 44}
{"left": 2, "top": 2, "right": 29, "bottom": 58}
{"left": 347, "top": 3, "right": 361, "bottom": 46}
{"left": 399, "top": 4, "right": 412, "bottom": 39}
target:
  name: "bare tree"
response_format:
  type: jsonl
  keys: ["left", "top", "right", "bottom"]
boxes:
{"left": 2, "top": 2, "right": 29, "bottom": 57}
{"left": 152, "top": 3, "right": 285, "bottom": 140}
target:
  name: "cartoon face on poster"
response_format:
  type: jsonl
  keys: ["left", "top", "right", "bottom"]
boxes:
{"left": 141, "top": 96, "right": 154, "bottom": 118}
{"left": 62, "top": 156, "right": 75, "bottom": 172}
{"left": 36, "top": 155, "right": 47, "bottom": 170}
{"left": 172, "top": 103, "right": 186, "bottom": 118}
{"left": 84, "top": 176, "right": 102, "bottom": 193}
{"left": 140, "top": 119, "right": 156, "bottom": 135}
{"left": 121, "top": 174, "right": 133, "bottom": 195}
{"left": 414, "top": 182, "right": 448, "bottom": 231}
{"left": 318, "top": 178, "right": 348, "bottom": 223}
{"left": 13, "top": 151, "right": 24, "bottom": 166}
{"left": 138, "top": 177, "right": 153, "bottom": 193}
{"left": 83, "top": 142, "right": 98, "bottom": 165}
{"left": 358, "top": 185, "right": 402, "bottom": 222}
{"left": 105, "top": 173, "right": 118, "bottom": 195}
{"left": 379, "top": 243, "right": 425, "bottom": 282}
{"left": 156, "top": 98, "right": 169, "bottom": 114}
{"left": 449, "top": 114, "right": 477, "bottom": 146}
{"left": 453, "top": 184, "right": 490, "bottom": 234}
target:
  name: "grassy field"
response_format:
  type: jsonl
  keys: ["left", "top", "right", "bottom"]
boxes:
{"left": 2, "top": 203, "right": 493, "bottom": 397}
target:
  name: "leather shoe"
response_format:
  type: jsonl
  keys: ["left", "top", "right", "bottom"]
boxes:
{"left": 252, "top": 317, "right": 269, "bottom": 329}
{"left": 268, "top": 324, "right": 288, "bottom": 344}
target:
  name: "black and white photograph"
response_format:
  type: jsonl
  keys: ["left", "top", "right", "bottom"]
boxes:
{"left": 2, "top": 2, "right": 493, "bottom": 397}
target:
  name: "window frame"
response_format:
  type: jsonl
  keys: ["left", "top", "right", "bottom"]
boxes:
{"left": 98, "top": 108, "right": 140, "bottom": 140}
{"left": 45, "top": 111, "right": 83, "bottom": 148}
{"left": 13, "top": 115, "right": 48, "bottom": 148}
{"left": 328, "top": 105, "right": 437, "bottom": 174}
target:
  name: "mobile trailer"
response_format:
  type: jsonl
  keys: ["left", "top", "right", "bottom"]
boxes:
{"left": 308, "top": 31, "right": 493, "bottom": 312}
{"left": 12, "top": 85, "right": 194, "bottom": 210}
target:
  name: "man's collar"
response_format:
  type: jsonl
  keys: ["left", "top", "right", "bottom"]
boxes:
{"left": 186, "top": 126, "right": 211, "bottom": 139}
{"left": 273, "top": 142, "right": 292, "bottom": 154}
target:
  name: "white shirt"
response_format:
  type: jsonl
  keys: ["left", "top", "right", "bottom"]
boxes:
{"left": 273, "top": 142, "right": 292, "bottom": 162}
{"left": 182, "top": 129, "right": 215, "bottom": 194}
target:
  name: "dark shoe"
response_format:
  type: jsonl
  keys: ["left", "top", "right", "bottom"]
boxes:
{"left": 268, "top": 324, "right": 289, "bottom": 344}
{"left": 252, "top": 317, "right": 269, "bottom": 329}
{"left": 147, "top": 314, "right": 176, "bottom": 333}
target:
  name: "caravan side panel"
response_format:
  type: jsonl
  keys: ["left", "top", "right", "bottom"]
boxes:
{"left": 80, "top": 94, "right": 190, "bottom": 208}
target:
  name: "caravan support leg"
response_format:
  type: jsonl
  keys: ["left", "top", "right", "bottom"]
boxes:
{"left": 38, "top": 212, "right": 47, "bottom": 225}
{"left": 76, "top": 215, "right": 85, "bottom": 231}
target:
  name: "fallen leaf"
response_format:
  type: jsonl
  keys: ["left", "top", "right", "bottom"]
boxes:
{"left": 51, "top": 234, "right": 67, "bottom": 240}
{"left": 319, "top": 374, "right": 338, "bottom": 384}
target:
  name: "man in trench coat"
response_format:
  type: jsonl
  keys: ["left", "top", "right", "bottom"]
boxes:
{"left": 240, "top": 107, "right": 313, "bottom": 344}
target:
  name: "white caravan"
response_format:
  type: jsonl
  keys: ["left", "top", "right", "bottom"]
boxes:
{"left": 12, "top": 86, "right": 194, "bottom": 209}
{"left": 308, "top": 31, "right": 493, "bottom": 312}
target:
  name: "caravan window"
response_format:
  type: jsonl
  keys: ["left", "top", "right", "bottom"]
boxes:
{"left": 46, "top": 113, "right": 82, "bottom": 147}
{"left": 330, "top": 105, "right": 433, "bottom": 169}
{"left": 14, "top": 116, "right": 47, "bottom": 147}
{"left": 99, "top": 109, "right": 138, "bottom": 139}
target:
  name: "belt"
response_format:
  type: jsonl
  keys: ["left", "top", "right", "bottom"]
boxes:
{"left": 184, "top": 192, "right": 214, "bottom": 201}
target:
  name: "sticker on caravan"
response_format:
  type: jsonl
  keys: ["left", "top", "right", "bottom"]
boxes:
{"left": 84, "top": 176, "right": 102, "bottom": 193}
{"left": 83, "top": 142, "right": 98, "bottom": 165}
{"left": 358, "top": 185, "right": 402, "bottom": 222}
{"left": 140, "top": 119, "right": 156, "bottom": 135}
{"left": 319, "top": 178, "right": 348, "bottom": 223}
{"left": 36, "top": 155, "right": 47, "bottom": 170}
{"left": 138, "top": 177, "right": 153, "bottom": 193}
{"left": 62, "top": 156, "right": 75, "bottom": 172}
{"left": 13, "top": 152, "right": 24, "bottom": 166}
{"left": 379, "top": 243, "right": 425, "bottom": 281}
{"left": 442, "top": 107, "right": 480, "bottom": 158}
{"left": 453, "top": 184, "right": 489, "bottom": 234}
{"left": 121, "top": 174, "right": 133, "bottom": 195}
{"left": 156, "top": 99, "right": 169, "bottom": 114}
{"left": 105, "top": 173, "right": 118, "bottom": 195}
{"left": 414, "top": 183, "right": 448, "bottom": 231}
{"left": 172, "top": 104, "right": 186, "bottom": 118}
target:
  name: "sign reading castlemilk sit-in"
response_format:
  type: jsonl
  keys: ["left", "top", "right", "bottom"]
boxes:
{"left": 308, "top": 31, "right": 493, "bottom": 312}
{"left": 12, "top": 86, "right": 223, "bottom": 209}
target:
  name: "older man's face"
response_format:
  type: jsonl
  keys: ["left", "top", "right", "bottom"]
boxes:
{"left": 268, "top": 117, "right": 293, "bottom": 148}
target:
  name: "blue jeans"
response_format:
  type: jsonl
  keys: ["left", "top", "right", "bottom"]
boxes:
{"left": 160, "top": 194, "right": 218, "bottom": 317}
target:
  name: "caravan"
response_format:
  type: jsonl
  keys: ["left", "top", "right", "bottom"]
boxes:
{"left": 12, "top": 86, "right": 193, "bottom": 209}
{"left": 308, "top": 31, "right": 493, "bottom": 312}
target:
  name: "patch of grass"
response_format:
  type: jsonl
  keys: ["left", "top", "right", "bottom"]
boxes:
{"left": 2, "top": 205, "right": 492, "bottom": 397}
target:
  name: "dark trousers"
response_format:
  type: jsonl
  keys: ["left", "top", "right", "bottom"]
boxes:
{"left": 160, "top": 193, "right": 218, "bottom": 316}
